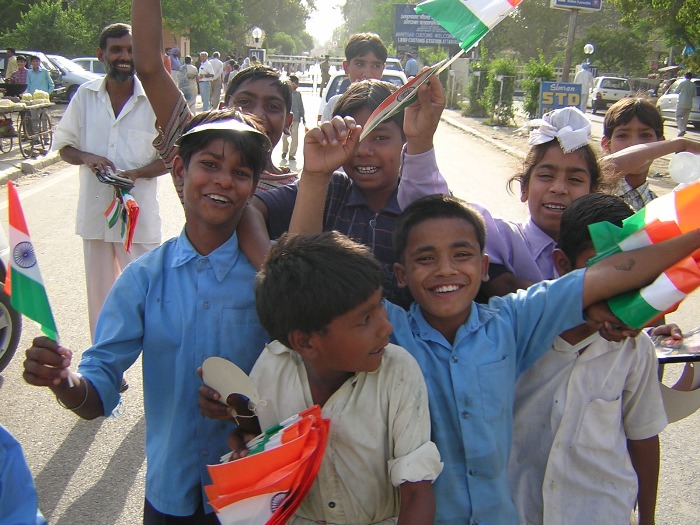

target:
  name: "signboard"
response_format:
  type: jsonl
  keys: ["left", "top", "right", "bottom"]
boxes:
{"left": 539, "top": 81, "right": 582, "bottom": 117}
{"left": 550, "top": 0, "right": 602, "bottom": 12}
{"left": 394, "top": 4, "right": 459, "bottom": 46}
{"left": 249, "top": 48, "right": 267, "bottom": 64}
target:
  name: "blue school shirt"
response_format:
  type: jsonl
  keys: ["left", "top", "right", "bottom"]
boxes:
{"left": 79, "top": 228, "right": 269, "bottom": 517}
{"left": 386, "top": 269, "right": 585, "bottom": 525}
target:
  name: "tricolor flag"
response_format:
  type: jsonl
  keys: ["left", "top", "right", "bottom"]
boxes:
{"left": 4, "top": 181, "right": 58, "bottom": 341}
{"left": 104, "top": 188, "right": 140, "bottom": 252}
{"left": 588, "top": 181, "right": 700, "bottom": 328}
{"left": 416, "top": 0, "right": 523, "bottom": 51}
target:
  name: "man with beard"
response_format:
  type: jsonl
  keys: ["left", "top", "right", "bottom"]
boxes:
{"left": 53, "top": 22, "right": 166, "bottom": 345}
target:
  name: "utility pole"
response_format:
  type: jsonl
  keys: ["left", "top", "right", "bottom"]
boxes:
{"left": 561, "top": 9, "right": 578, "bottom": 82}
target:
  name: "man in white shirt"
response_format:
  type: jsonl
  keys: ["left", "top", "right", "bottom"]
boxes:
{"left": 675, "top": 71, "right": 696, "bottom": 136}
{"left": 573, "top": 62, "right": 595, "bottom": 112}
{"left": 53, "top": 23, "right": 166, "bottom": 342}
{"left": 197, "top": 51, "right": 214, "bottom": 111}
{"left": 209, "top": 51, "right": 224, "bottom": 110}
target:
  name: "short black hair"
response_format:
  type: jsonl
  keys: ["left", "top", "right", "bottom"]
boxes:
{"left": 344, "top": 33, "right": 388, "bottom": 62}
{"left": 177, "top": 109, "right": 270, "bottom": 184}
{"left": 29, "top": 55, "right": 39, "bottom": 63}
{"left": 394, "top": 195, "right": 486, "bottom": 261}
{"left": 603, "top": 97, "right": 664, "bottom": 140}
{"left": 224, "top": 64, "right": 292, "bottom": 115}
{"left": 256, "top": 232, "right": 383, "bottom": 347}
{"left": 333, "top": 79, "right": 405, "bottom": 140}
{"left": 685, "top": 72, "right": 693, "bottom": 79}
{"left": 558, "top": 193, "right": 633, "bottom": 264}
{"left": 289, "top": 75, "right": 299, "bottom": 84}
{"left": 15, "top": 55, "right": 27, "bottom": 63}
{"left": 98, "top": 23, "right": 131, "bottom": 51}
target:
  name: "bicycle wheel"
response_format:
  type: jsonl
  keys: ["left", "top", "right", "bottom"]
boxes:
{"left": 0, "top": 135, "right": 12, "bottom": 153}
{"left": 38, "top": 112, "right": 52, "bottom": 154}
{"left": 18, "top": 112, "right": 35, "bottom": 159}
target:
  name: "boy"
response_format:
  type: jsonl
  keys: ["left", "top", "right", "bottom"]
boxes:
{"left": 320, "top": 32, "right": 388, "bottom": 122}
{"left": 281, "top": 74, "right": 305, "bottom": 161}
{"left": 22, "top": 111, "right": 272, "bottom": 524}
{"left": 509, "top": 193, "right": 666, "bottom": 525}
{"left": 602, "top": 96, "right": 700, "bottom": 211}
{"left": 210, "top": 231, "right": 442, "bottom": 524}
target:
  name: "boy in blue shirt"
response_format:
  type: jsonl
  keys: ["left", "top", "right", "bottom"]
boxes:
{"left": 22, "top": 110, "right": 271, "bottom": 524}
{"left": 290, "top": 119, "right": 700, "bottom": 524}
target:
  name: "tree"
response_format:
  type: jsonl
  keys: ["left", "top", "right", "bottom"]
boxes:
{"left": 268, "top": 32, "right": 297, "bottom": 55}
{"left": 0, "top": 0, "right": 40, "bottom": 36}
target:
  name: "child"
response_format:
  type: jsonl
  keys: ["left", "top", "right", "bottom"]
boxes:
{"left": 508, "top": 193, "right": 666, "bottom": 525}
{"left": 132, "top": 0, "right": 297, "bottom": 200}
{"left": 210, "top": 232, "right": 442, "bottom": 524}
{"left": 22, "top": 111, "right": 272, "bottom": 524}
{"left": 320, "top": 32, "right": 388, "bottom": 122}
{"left": 601, "top": 96, "right": 700, "bottom": 211}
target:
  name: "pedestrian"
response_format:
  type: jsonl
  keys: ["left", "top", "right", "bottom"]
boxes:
{"left": 319, "top": 54, "right": 330, "bottom": 95}
{"left": 404, "top": 52, "right": 418, "bottom": 77}
{"left": 177, "top": 55, "right": 198, "bottom": 111}
{"left": 169, "top": 47, "right": 181, "bottom": 72}
{"left": 4, "top": 48, "right": 18, "bottom": 82}
{"left": 573, "top": 62, "right": 595, "bottom": 112}
{"left": 281, "top": 75, "right": 304, "bottom": 161}
{"left": 197, "top": 51, "right": 214, "bottom": 111}
{"left": 675, "top": 71, "right": 695, "bottom": 137}
{"left": 162, "top": 47, "right": 171, "bottom": 74}
{"left": 8, "top": 54, "right": 28, "bottom": 84}
{"left": 209, "top": 51, "right": 224, "bottom": 109}
{"left": 52, "top": 23, "right": 166, "bottom": 342}
{"left": 26, "top": 56, "right": 53, "bottom": 94}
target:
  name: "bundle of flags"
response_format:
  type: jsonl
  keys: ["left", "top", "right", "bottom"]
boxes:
{"left": 206, "top": 406, "right": 330, "bottom": 525}
{"left": 104, "top": 187, "right": 139, "bottom": 252}
{"left": 5, "top": 181, "right": 58, "bottom": 341}
{"left": 588, "top": 181, "right": 700, "bottom": 328}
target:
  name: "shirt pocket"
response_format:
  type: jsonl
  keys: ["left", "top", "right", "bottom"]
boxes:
{"left": 218, "top": 307, "right": 268, "bottom": 374}
{"left": 575, "top": 397, "right": 623, "bottom": 452}
{"left": 477, "top": 356, "right": 513, "bottom": 422}
{"left": 126, "top": 129, "right": 157, "bottom": 167}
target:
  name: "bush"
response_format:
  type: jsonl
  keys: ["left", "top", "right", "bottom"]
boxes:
{"left": 464, "top": 60, "right": 489, "bottom": 117}
{"left": 484, "top": 57, "right": 518, "bottom": 125}
{"left": 522, "top": 52, "right": 556, "bottom": 119}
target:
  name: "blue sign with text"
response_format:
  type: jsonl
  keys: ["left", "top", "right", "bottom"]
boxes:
{"left": 550, "top": 0, "right": 602, "bottom": 11}
{"left": 539, "top": 81, "right": 582, "bottom": 117}
{"left": 394, "top": 4, "right": 458, "bottom": 46}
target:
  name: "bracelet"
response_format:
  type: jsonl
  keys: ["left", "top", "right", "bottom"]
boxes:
{"left": 56, "top": 375, "right": 88, "bottom": 411}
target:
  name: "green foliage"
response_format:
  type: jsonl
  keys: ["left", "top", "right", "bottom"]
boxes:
{"left": 483, "top": 57, "right": 518, "bottom": 125}
{"left": 574, "top": 26, "right": 648, "bottom": 76}
{"left": 418, "top": 46, "right": 449, "bottom": 67}
{"left": 522, "top": 52, "right": 556, "bottom": 118}
{"left": 464, "top": 61, "right": 489, "bottom": 117}
{"left": 268, "top": 32, "right": 297, "bottom": 55}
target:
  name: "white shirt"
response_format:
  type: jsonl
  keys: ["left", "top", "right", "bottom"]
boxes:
{"left": 53, "top": 76, "right": 162, "bottom": 243}
{"left": 321, "top": 93, "right": 342, "bottom": 123}
{"left": 508, "top": 332, "right": 667, "bottom": 525}
{"left": 198, "top": 60, "right": 214, "bottom": 82}
{"left": 209, "top": 57, "right": 224, "bottom": 80}
{"left": 573, "top": 68, "right": 595, "bottom": 93}
{"left": 252, "top": 341, "right": 443, "bottom": 525}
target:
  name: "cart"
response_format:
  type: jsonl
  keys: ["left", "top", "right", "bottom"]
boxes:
{"left": 0, "top": 102, "right": 54, "bottom": 158}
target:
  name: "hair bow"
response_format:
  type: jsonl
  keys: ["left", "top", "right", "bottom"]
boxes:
{"left": 523, "top": 106, "right": 591, "bottom": 153}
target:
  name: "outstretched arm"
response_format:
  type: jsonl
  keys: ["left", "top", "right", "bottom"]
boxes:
{"left": 602, "top": 137, "right": 700, "bottom": 177}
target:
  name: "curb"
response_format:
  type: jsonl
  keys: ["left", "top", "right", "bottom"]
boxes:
{"left": 440, "top": 114, "right": 526, "bottom": 161}
{"left": 0, "top": 150, "right": 62, "bottom": 185}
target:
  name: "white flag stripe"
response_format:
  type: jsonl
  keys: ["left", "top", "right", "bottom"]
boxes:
{"left": 618, "top": 229, "right": 653, "bottom": 252}
{"left": 216, "top": 492, "right": 278, "bottom": 525}
{"left": 8, "top": 225, "right": 45, "bottom": 284}
{"left": 462, "top": 0, "right": 517, "bottom": 26}
{"left": 644, "top": 195, "right": 679, "bottom": 225}
{"left": 640, "top": 272, "right": 687, "bottom": 311}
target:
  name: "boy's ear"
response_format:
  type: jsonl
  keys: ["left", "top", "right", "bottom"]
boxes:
{"left": 481, "top": 254, "right": 490, "bottom": 282}
{"left": 172, "top": 155, "right": 186, "bottom": 190}
{"left": 287, "top": 329, "right": 320, "bottom": 360}
{"left": 600, "top": 136, "right": 611, "bottom": 154}
{"left": 342, "top": 60, "right": 349, "bottom": 74}
{"left": 552, "top": 248, "right": 572, "bottom": 277}
{"left": 393, "top": 261, "right": 408, "bottom": 288}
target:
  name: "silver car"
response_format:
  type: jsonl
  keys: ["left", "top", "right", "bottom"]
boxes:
{"left": 656, "top": 77, "right": 700, "bottom": 130}
{"left": 47, "top": 54, "right": 102, "bottom": 102}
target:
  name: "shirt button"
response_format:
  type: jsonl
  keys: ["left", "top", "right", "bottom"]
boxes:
{"left": 328, "top": 501, "right": 336, "bottom": 508}
{"left": 451, "top": 356, "right": 458, "bottom": 363}
{"left": 201, "top": 450, "right": 208, "bottom": 456}
{"left": 197, "top": 259, "right": 207, "bottom": 268}
{"left": 468, "top": 468, "right": 476, "bottom": 476}
{"left": 203, "top": 302, "right": 210, "bottom": 309}
{"left": 461, "top": 411, "right": 469, "bottom": 419}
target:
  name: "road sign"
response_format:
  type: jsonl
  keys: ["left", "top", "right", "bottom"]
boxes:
{"left": 394, "top": 4, "right": 458, "bottom": 46}
{"left": 539, "top": 81, "right": 582, "bottom": 117}
{"left": 550, "top": 0, "right": 602, "bottom": 12}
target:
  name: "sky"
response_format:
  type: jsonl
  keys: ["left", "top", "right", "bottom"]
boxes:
{"left": 305, "top": 0, "right": 345, "bottom": 44}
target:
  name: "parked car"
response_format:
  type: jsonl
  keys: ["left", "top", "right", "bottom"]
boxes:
{"left": 385, "top": 58, "right": 404, "bottom": 73}
{"left": 47, "top": 54, "right": 102, "bottom": 102}
{"left": 656, "top": 77, "right": 700, "bottom": 130}
{"left": 0, "top": 49, "right": 63, "bottom": 94}
{"left": 0, "top": 226, "right": 22, "bottom": 373}
{"left": 317, "top": 69, "right": 408, "bottom": 122}
{"left": 587, "top": 76, "right": 634, "bottom": 112}
{"left": 71, "top": 57, "right": 106, "bottom": 76}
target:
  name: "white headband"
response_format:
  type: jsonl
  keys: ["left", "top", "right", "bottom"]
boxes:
{"left": 523, "top": 106, "right": 591, "bottom": 153}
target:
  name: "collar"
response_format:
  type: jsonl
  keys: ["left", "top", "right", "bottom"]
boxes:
{"left": 90, "top": 74, "right": 145, "bottom": 100}
{"left": 345, "top": 177, "right": 401, "bottom": 214}
{"left": 408, "top": 300, "right": 498, "bottom": 347}
{"left": 170, "top": 227, "right": 241, "bottom": 282}
{"left": 522, "top": 217, "right": 557, "bottom": 261}
{"left": 618, "top": 178, "right": 650, "bottom": 194}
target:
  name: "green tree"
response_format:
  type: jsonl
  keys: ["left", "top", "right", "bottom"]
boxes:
{"left": 268, "top": 32, "right": 297, "bottom": 55}
{"left": 522, "top": 52, "right": 556, "bottom": 118}
{"left": 0, "top": 0, "right": 40, "bottom": 35}
{"left": 483, "top": 57, "right": 518, "bottom": 125}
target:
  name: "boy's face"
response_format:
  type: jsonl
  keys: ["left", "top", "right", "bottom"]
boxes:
{"left": 228, "top": 78, "right": 291, "bottom": 148}
{"left": 343, "top": 52, "right": 385, "bottom": 82}
{"left": 31, "top": 58, "right": 40, "bottom": 71}
{"left": 343, "top": 107, "right": 403, "bottom": 203}
{"left": 175, "top": 138, "right": 257, "bottom": 235}
{"left": 304, "top": 289, "right": 392, "bottom": 374}
{"left": 523, "top": 145, "right": 592, "bottom": 241}
{"left": 602, "top": 116, "right": 661, "bottom": 154}
{"left": 394, "top": 217, "right": 489, "bottom": 338}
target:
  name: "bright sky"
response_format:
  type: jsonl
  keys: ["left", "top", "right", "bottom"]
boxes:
{"left": 305, "top": 0, "right": 345, "bottom": 44}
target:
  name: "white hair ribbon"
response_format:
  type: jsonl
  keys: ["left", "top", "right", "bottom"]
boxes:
{"left": 522, "top": 106, "right": 591, "bottom": 153}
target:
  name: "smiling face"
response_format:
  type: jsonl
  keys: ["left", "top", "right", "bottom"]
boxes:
{"left": 305, "top": 288, "right": 392, "bottom": 375}
{"left": 343, "top": 51, "right": 385, "bottom": 82}
{"left": 342, "top": 107, "right": 404, "bottom": 210}
{"left": 99, "top": 33, "right": 134, "bottom": 82}
{"left": 394, "top": 217, "right": 489, "bottom": 343}
{"left": 227, "top": 77, "right": 290, "bottom": 148}
{"left": 522, "top": 144, "right": 593, "bottom": 241}
{"left": 601, "top": 116, "right": 661, "bottom": 178}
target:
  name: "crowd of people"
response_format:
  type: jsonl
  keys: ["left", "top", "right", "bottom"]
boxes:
{"left": 5, "top": 0, "right": 700, "bottom": 523}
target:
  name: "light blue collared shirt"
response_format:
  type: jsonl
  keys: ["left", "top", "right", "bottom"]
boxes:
{"left": 79, "top": 228, "right": 269, "bottom": 516}
{"left": 386, "top": 269, "right": 586, "bottom": 525}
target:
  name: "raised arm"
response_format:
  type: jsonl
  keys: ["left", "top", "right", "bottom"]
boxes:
{"left": 602, "top": 137, "right": 700, "bottom": 177}
{"left": 131, "top": 0, "right": 185, "bottom": 128}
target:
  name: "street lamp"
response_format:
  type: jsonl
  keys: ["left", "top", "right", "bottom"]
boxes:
{"left": 584, "top": 43, "right": 594, "bottom": 64}
{"left": 252, "top": 26, "right": 263, "bottom": 49}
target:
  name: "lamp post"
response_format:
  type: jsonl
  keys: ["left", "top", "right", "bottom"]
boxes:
{"left": 584, "top": 43, "right": 594, "bottom": 64}
{"left": 252, "top": 26, "right": 263, "bottom": 49}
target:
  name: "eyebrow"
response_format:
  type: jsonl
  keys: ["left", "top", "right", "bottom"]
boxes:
{"left": 536, "top": 163, "right": 590, "bottom": 175}
{"left": 412, "top": 240, "right": 478, "bottom": 254}
{"left": 233, "top": 89, "right": 284, "bottom": 102}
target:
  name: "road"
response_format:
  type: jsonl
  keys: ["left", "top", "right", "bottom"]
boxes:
{"left": 0, "top": 88, "right": 698, "bottom": 524}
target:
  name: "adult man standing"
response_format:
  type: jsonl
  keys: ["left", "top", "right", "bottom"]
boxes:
{"left": 53, "top": 23, "right": 165, "bottom": 341}
{"left": 675, "top": 71, "right": 696, "bottom": 137}
{"left": 281, "top": 75, "right": 305, "bottom": 161}
{"left": 26, "top": 56, "right": 54, "bottom": 94}
{"left": 197, "top": 51, "right": 214, "bottom": 111}
{"left": 209, "top": 51, "right": 224, "bottom": 109}
{"left": 404, "top": 52, "right": 418, "bottom": 77}
{"left": 4, "top": 48, "right": 18, "bottom": 81}
{"left": 573, "top": 62, "right": 595, "bottom": 112}
{"left": 169, "top": 47, "right": 181, "bottom": 73}
{"left": 319, "top": 54, "right": 330, "bottom": 95}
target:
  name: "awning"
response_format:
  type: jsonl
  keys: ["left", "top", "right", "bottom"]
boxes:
{"left": 658, "top": 65, "right": 681, "bottom": 72}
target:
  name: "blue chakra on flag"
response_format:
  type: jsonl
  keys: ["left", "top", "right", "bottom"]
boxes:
{"left": 270, "top": 491, "right": 288, "bottom": 512}
{"left": 13, "top": 241, "right": 37, "bottom": 269}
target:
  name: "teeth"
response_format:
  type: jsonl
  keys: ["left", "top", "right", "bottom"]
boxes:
{"left": 433, "top": 284, "right": 460, "bottom": 293}
{"left": 544, "top": 204, "right": 565, "bottom": 211}
{"left": 356, "top": 166, "right": 378, "bottom": 175}
{"left": 207, "top": 194, "right": 229, "bottom": 203}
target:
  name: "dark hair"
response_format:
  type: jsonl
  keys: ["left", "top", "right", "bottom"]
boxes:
{"left": 224, "top": 64, "right": 292, "bottom": 115}
{"left": 255, "top": 232, "right": 383, "bottom": 347}
{"left": 15, "top": 55, "right": 27, "bottom": 63}
{"left": 333, "top": 79, "right": 405, "bottom": 140}
{"left": 289, "top": 75, "right": 299, "bottom": 84}
{"left": 177, "top": 109, "right": 271, "bottom": 184}
{"left": 509, "top": 141, "right": 603, "bottom": 197}
{"left": 603, "top": 97, "right": 664, "bottom": 140}
{"left": 98, "top": 23, "right": 131, "bottom": 51}
{"left": 7, "top": 48, "right": 15, "bottom": 55}
{"left": 29, "top": 55, "right": 39, "bottom": 63}
{"left": 184, "top": 55, "right": 191, "bottom": 64}
{"left": 558, "top": 193, "right": 633, "bottom": 264}
{"left": 345, "top": 32, "right": 388, "bottom": 62}
{"left": 686, "top": 72, "right": 693, "bottom": 79}
{"left": 394, "top": 195, "right": 486, "bottom": 261}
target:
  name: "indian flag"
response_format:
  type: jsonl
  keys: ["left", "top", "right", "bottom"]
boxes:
{"left": 416, "top": 0, "right": 523, "bottom": 51}
{"left": 4, "top": 181, "right": 58, "bottom": 341}
{"left": 587, "top": 181, "right": 700, "bottom": 328}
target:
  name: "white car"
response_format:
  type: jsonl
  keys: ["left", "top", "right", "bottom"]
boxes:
{"left": 656, "top": 77, "right": 700, "bottom": 130}
{"left": 385, "top": 58, "right": 404, "bottom": 73}
{"left": 71, "top": 57, "right": 106, "bottom": 76}
{"left": 317, "top": 69, "right": 408, "bottom": 123}
{"left": 588, "top": 76, "right": 634, "bottom": 113}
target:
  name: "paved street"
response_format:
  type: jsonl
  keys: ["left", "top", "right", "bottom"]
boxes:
{"left": 0, "top": 87, "right": 698, "bottom": 523}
